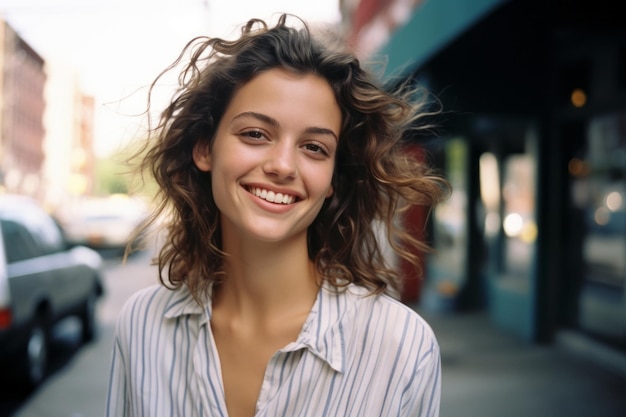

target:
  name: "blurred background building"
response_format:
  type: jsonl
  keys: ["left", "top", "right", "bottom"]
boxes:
{"left": 42, "top": 60, "right": 96, "bottom": 209}
{"left": 0, "top": 17, "right": 95, "bottom": 208}
{"left": 341, "top": 0, "right": 626, "bottom": 364}
{"left": 0, "top": 19, "right": 46, "bottom": 200}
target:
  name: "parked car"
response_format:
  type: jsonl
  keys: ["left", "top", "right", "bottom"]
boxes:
{"left": 0, "top": 194, "right": 104, "bottom": 391}
{"left": 59, "top": 194, "right": 149, "bottom": 251}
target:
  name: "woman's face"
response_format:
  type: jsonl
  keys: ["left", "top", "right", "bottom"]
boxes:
{"left": 193, "top": 68, "right": 341, "bottom": 245}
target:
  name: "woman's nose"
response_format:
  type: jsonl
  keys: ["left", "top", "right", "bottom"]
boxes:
{"left": 263, "top": 141, "right": 297, "bottom": 180}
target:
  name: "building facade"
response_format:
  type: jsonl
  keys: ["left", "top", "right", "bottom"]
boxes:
{"left": 43, "top": 59, "right": 96, "bottom": 209}
{"left": 1, "top": 18, "right": 96, "bottom": 209}
{"left": 0, "top": 18, "right": 46, "bottom": 199}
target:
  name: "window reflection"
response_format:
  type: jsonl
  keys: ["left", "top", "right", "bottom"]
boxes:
{"left": 501, "top": 153, "right": 536, "bottom": 278}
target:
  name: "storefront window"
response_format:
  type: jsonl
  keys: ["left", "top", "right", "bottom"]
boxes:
{"left": 581, "top": 113, "right": 626, "bottom": 289}
{"left": 479, "top": 123, "right": 539, "bottom": 341}
{"left": 480, "top": 152, "right": 501, "bottom": 238}
{"left": 480, "top": 128, "right": 538, "bottom": 282}
{"left": 427, "top": 138, "right": 468, "bottom": 303}
{"left": 501, "top": 154, "right": 537, "bottom": 278}
{"left": 576, "top": 111, "right": 626, "bottom": 341}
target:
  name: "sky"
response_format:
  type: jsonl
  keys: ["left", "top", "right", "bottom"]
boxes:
{"left": 1, "top": 0, "right": 342, "bottom": 157}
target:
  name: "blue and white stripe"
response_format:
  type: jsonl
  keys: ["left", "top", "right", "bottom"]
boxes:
{"left": 105, "top": 283, "right": 441, "bottom": 416}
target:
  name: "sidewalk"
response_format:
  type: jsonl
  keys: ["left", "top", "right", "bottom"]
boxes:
{"left": 415, "top": 310, "right": 626, "bottom": 417}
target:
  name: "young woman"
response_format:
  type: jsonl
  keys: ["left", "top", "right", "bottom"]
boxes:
{"left": 106, "top": 14, "right": 449, "bottom": 417}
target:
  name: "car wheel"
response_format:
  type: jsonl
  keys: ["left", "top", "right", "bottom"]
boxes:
{"left": 80, "top": 289, "right": 98, "bottom": 343}
{"left": 16, "top": 317, "right": 49, "bottom": 391}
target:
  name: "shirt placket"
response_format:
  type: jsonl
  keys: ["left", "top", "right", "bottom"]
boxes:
{"left": 194, "top": 318, "right": 229, "bottom": 416}
{"left": 255, "top": 343, "right": 309, "bottom": 416}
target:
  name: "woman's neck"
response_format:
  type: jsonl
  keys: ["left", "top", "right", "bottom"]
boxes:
{"left": 213, "top": 234, "right": 320, "bottom": 326}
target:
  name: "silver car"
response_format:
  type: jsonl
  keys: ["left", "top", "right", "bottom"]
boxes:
{"left": 0, "top": 194, "right": 104, "bottom": 391}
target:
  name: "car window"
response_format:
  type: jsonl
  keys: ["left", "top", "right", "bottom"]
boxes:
{"left": 23, "top": 208, "right": 66, "bottom": 254}
{"left": 0, "top": 219, "right": 42, "bottom": 263}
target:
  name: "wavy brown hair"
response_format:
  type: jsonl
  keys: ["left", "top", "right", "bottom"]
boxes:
{"left": 130, "top": 14, "right": 450, "bottom": 301}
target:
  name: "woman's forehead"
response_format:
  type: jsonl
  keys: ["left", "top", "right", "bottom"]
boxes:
{"left": 220, "top": 68, "right": 342, "bottom": 135}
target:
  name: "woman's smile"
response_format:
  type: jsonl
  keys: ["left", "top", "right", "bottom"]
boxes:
{"left": 246, "top": 186, "right": 299, "bottom": 205}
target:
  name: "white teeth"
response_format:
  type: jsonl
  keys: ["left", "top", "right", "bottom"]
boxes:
{"left": 249, "top": 187, "right": 295, "bottom": 204}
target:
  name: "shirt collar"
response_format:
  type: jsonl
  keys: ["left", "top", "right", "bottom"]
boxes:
{"left": 161, "top": 282, "right": 354, "bottom": 374}
{"left": 163, "top": 285, "right": 207, "bottom": 319}
{"left": 284, "top": 283, "right": 361, "bottom": 374}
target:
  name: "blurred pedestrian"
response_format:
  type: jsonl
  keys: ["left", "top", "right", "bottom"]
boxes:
{"left": 105, "top": 13, "right": 449, "bottom": 417}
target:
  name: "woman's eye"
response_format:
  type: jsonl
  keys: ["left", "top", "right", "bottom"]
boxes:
{"left": 304, "top": 143, "right": 329, "bottom": 156}
{"left": 240, "top": 130, "right": 266, "bottom": 141}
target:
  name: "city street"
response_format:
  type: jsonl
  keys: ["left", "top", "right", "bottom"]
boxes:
{"left": 2, "top": 247, "right": 626, "bottom": 417}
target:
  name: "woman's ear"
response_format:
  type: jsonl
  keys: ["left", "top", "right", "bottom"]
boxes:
{"left": 192, "top": 142, "right": 212, "bottom": 172}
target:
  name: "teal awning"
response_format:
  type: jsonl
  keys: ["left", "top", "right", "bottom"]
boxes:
{"left": 377, "top": 0, "right": 510, "bottom": 77}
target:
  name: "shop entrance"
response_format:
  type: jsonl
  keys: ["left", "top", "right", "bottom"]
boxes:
{"left": 479, "top": 122, "right": 539, "bottom": 341}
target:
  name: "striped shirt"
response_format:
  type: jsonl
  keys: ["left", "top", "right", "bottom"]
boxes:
{"left": 105, "top": 283, "right": 441, "bottom": 417}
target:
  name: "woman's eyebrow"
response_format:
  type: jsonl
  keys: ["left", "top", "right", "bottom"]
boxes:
{"left": 303, "top": 127, "right": 338, "bottom": 142}
{"left": 232, "top": 111, "right": 338, "bottom": 141}
{"left": 231, "top": 111, "right": 278, "bottom": 127}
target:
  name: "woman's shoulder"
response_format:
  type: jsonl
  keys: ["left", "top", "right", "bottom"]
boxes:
{"left": 119, "top": 283, "right": 173, "bottom": 313}
{"left": 115, "top": 284, "right": 198, "bottom": 333}
{"left": 343, "top": 285, "right": 438, "bottom": 345}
